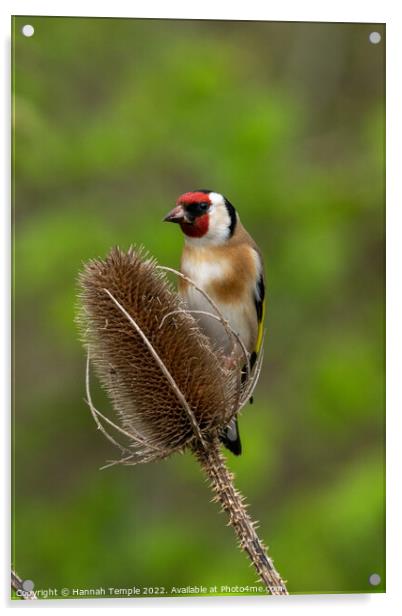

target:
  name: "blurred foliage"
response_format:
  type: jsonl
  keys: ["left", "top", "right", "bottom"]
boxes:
{"left": 12, "top": 16, "right": 385, "bottom": 597}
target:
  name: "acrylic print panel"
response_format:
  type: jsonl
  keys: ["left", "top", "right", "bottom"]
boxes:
{"left": 12, "top": 16, "right": 385, "bottom": 599}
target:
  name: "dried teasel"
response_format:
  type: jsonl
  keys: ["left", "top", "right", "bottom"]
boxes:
{"left": 77, "top": 246, "right": 241, "bottom": 462}
{"left": 77, "top": 246, "right": 288, "bottom": 595}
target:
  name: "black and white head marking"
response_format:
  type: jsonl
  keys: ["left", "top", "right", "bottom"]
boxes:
{"left": 223, "top": 197, "right": 237, "bottom": 237}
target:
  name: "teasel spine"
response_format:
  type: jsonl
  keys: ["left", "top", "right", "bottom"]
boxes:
{"left": 194, "top": 440, "right": 288, "bottom": 595}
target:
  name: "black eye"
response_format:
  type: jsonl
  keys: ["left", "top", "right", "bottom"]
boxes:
{"left": 186, "top": 202, "right": 210, "bottom": 219}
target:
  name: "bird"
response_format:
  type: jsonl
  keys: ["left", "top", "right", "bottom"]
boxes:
{"left": 163, "top": 190, "right": 266, "bottom": 456}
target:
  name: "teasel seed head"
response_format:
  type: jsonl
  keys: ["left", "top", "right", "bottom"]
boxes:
{"left": 77, "top": 246, "right": 240, "bottom": 463}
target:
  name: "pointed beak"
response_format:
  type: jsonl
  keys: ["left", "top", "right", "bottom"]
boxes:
{"left": 163, "top": 204, "right": 185, "bottom": 223}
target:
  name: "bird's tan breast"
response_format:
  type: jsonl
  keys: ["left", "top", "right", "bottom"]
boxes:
{"left": 179, "top": 241, "right": 259, "bottom": 353}
{"left": 179, "top": 242, "right": 257, "bottom": 304}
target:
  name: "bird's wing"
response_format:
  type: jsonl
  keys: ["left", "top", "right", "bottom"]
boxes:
{"left": 253, "top": 251, "right": 266, "bottom": 357}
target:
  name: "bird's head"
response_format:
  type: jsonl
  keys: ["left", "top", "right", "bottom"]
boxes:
{"left": 163, "top": 190, "right": 237, "bottom": 245}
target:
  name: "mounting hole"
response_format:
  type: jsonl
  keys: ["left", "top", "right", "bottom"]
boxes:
{"left": 22, "top": 24, "right": 35, "bottom": 38}
{"left": 22, "top": 579, "right": 35, "bottom": 592}
{"left": 369, "top": 573, "right": 381, "bottom": 586}
{"left": 369, "top": 32, "right": 381, "bottom": 45}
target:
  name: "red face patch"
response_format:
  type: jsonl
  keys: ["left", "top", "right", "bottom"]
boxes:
{"left": 180, "top": 214, "right": 209, "bottom": 238}
{"left": 176, "top": 191, "right": 211, "bottom": 206}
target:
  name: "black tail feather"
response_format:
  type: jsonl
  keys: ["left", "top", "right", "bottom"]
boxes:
{"left": 220, "top": 417, "right": 242, "bottom": 455}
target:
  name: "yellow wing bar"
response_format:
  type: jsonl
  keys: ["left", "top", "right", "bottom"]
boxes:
{"left": 255, "top": 297, "right": 266, "bottom": 355}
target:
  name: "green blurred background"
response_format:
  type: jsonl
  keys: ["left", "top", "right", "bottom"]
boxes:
{"left": 12, "top": 16, "right": 385, "bottom": 597}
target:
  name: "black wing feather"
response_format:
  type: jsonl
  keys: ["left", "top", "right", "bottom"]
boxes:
{"left": 254, "top": 272, "right": 265, "bottom": 322}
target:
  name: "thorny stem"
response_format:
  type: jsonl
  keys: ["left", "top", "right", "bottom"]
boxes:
{"left": 195, "top": 439, "right": 288, "bottom": 596}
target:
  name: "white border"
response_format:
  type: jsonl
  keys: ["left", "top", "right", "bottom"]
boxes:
{"left": 2, "top": 1, "right": 401, "bottom": 614}
{"left": 0, "top": 0, "right": 394, "bottom": 22}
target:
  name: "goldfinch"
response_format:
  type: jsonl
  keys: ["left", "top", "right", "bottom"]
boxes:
{"left": 163, "top": 190, "right": 265, "bottom": 455}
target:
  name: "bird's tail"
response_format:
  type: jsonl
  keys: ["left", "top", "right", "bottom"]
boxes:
{"left": 220, "top": 417, "right": 242, "bottom": 455}
{"left": 221, "top": 351, "right": 258, "bottom": 455}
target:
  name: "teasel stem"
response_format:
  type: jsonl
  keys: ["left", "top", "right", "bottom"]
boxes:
{"left": 195, "top": 439, "right": 288, "bottom": 596}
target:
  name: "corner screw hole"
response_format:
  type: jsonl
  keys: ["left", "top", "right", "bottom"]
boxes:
{"left": 369, "top": 573, "right": 381, "bottom": 586}
{"left": 22, "top": 25, "right": 35, "bottom": 38}
{"left": 369, "top": 32, "right": 381, "bottom": 45}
